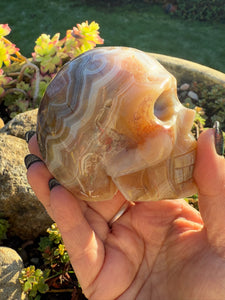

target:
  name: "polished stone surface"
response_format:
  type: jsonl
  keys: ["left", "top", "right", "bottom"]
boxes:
{"left": 37, "top": 47, "right": 197, "bottom": 202}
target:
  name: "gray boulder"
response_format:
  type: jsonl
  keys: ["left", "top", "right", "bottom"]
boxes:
{"left": 0, "top": 110, "right": 52, "bottom": 240}
{"left": 0, "top": 109, "right": 38, "bottom": 139}
{"left": 0, "top": 246, "right": 28, "bottom": 300}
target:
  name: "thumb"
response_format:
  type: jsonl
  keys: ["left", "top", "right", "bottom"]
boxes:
{"left": 194, "top": 128, "right": 225, "bottom": 252}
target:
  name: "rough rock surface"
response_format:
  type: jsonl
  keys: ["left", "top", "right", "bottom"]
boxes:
{"left": 0, "top": 247, "right": 27, "bottom": 300}
{"left": 0, "top": 109, "right": 38, "bottom": 139}
{"left": 0, "top": 110, "right": 52, "bottom": 239}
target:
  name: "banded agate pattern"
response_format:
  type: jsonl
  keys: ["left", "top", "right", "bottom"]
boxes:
{"left": 37, "top": 47, "right": 197, "bottom": 202}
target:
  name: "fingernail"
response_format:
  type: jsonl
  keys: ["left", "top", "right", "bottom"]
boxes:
{"left": 48, "top": 178, "right": 60, "bottom": 191}
{"left": 25, "top": 131, "right": 36, "bottom": 143}
{"left": 24, "top": 154, "right": 43, "bottom": 169}
{"left": 213, "top": 121, "right": 224, "bottom": 156}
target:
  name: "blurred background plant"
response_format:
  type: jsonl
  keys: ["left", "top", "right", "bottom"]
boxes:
{"left": 0, "top": 21, "right": 103, "bottom": 121}
{"left": 85, "top": 0, "right": 225, "bottom": 23}
{"left": 1, "top": 0, "right": 224, "bottom": 72}
{"left": 19, "top": 223, "right": 85, "bottom": 300}
{"left": 175, "top": 0, "right": 225, "bottom": 23}
{"left": 178, "top": 81, "right": 225, "bottom": 132}
{"left": 189, "top": 82, "right": 225, "bottom": 130}
{"left": 0, "top": 217, "right": 9, "bottom": 242}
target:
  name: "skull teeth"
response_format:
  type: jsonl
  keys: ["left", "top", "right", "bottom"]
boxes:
{"left": 173, "top": 150, "right": 196, "bottom": 184}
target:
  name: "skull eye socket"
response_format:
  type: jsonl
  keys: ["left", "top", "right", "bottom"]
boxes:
{"left": 154, "top": 91, "right": 175, "bottom": 122}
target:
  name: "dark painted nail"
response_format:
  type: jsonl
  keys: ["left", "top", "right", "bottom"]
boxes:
{"left": 48, "top": 178, "right": 60, "bottom": 191}
{"left": 213, "top": 121, "right": 224, "bottom": 156}
{"left": 25, "top": 131, "right": 36, "bottom": 143}
{"left": 24, "top": 154, "right": 43, "bottom": 169}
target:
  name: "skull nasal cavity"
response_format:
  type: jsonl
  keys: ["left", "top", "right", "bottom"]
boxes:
{"left": 154, "top": 91, "right": 174, "bottom": 122}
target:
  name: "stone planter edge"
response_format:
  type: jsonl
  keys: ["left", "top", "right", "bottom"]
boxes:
{"left": 150, "top": 53, "right": 225, "bottom": 87}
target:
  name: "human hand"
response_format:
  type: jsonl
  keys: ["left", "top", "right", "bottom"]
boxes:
{"left": 25, "top": 128, "right": 225, "bottom": 300}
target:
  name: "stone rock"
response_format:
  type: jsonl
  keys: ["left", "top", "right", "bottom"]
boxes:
{"left": 0, "top": 133, "right": 52, "bottom": 240}
{"left": 0, "top": 247, "right": 28, "bottom": 300}
{"left": 179, "top": 83, "right": 190, "bottom": 91}
{"left": 0, "top": 109, "right": 38, "bottom": 139}
{"left": 187, "top": 90, "right": 199, "bottom": 101}
{"left": 0, "top": 118, "right": 4, "bottom": 129}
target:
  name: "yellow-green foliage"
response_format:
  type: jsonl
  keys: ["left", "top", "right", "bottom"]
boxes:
{"left": 0, "top": 218, "right": 9, "bottom": 241}
{"left": 0, "top": 22, "right": 103, "bottom": 119}
{"left": 20, "top": 223, "right": 76, "bottom": 299}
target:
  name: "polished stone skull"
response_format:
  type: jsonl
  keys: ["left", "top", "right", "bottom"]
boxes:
{"left": 37, "top": 47, "right": 197, "bottom": 202}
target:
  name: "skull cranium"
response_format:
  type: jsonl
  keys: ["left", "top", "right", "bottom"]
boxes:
{"left": 37, "top": 47, "right": 197, "bottom": 202}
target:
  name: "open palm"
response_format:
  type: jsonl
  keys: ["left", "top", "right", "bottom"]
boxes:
{"left": 27, "top": 129, "right": 225, "bottom": 300}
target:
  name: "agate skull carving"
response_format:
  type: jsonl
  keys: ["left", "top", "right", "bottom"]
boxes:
{"left": 37, "top": 47, "right": 197, "bottom": 202}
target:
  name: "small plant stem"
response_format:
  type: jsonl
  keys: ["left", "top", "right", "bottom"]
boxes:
{"left": 1, "top": 37, "right": 12, "bottom": 45}
{"left": 15, "top": 51, "right": 27, "bottom": 62}
{"left": 45, "top": 271, "right": 63, "bottom": 281}
{"left": 47, "top": 288, "right": 75, "bottom": 293}
{"left": 6, "top": 72, "right": 21, "bottom": 77}
{"left": 3, "top": 79, "right": 17, "bottom": 88}
{"left": 0, "top": 87, "right": 27, "bottom": 98}
{"left": 18, "top": 62, "right": 40, "bottom": 106}
{"left": 10, "top": 56, "right": 24, "bottom": 63}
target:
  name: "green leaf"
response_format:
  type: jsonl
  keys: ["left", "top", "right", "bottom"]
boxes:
{"left": 0, "top": 218, "right": 9, "bottom": 241}
{"left": 43, "top": 268, "right": 51, "bottom": 279}
{"left": 16, "top": 81, "right": 30, "bottom": 92}
{"left": 23, "top": 281, "right": 32, "bottom": 292}
{"left": 37, "top": 278, "right": 49, "bottom": 294}
{"left": 61, "top": 251, "right": 70, "bottom": 264}
{"left": 38, "top": 236, "right": 52, "bottom": 252}
{"left": 34, "top": 269, "right": 43, "bottom": 277}
{"left": 53, "top": 248, "right": 59, "bottom": 256}
{"left": 29, "top": 287, "right": 38, "bottom": 298}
